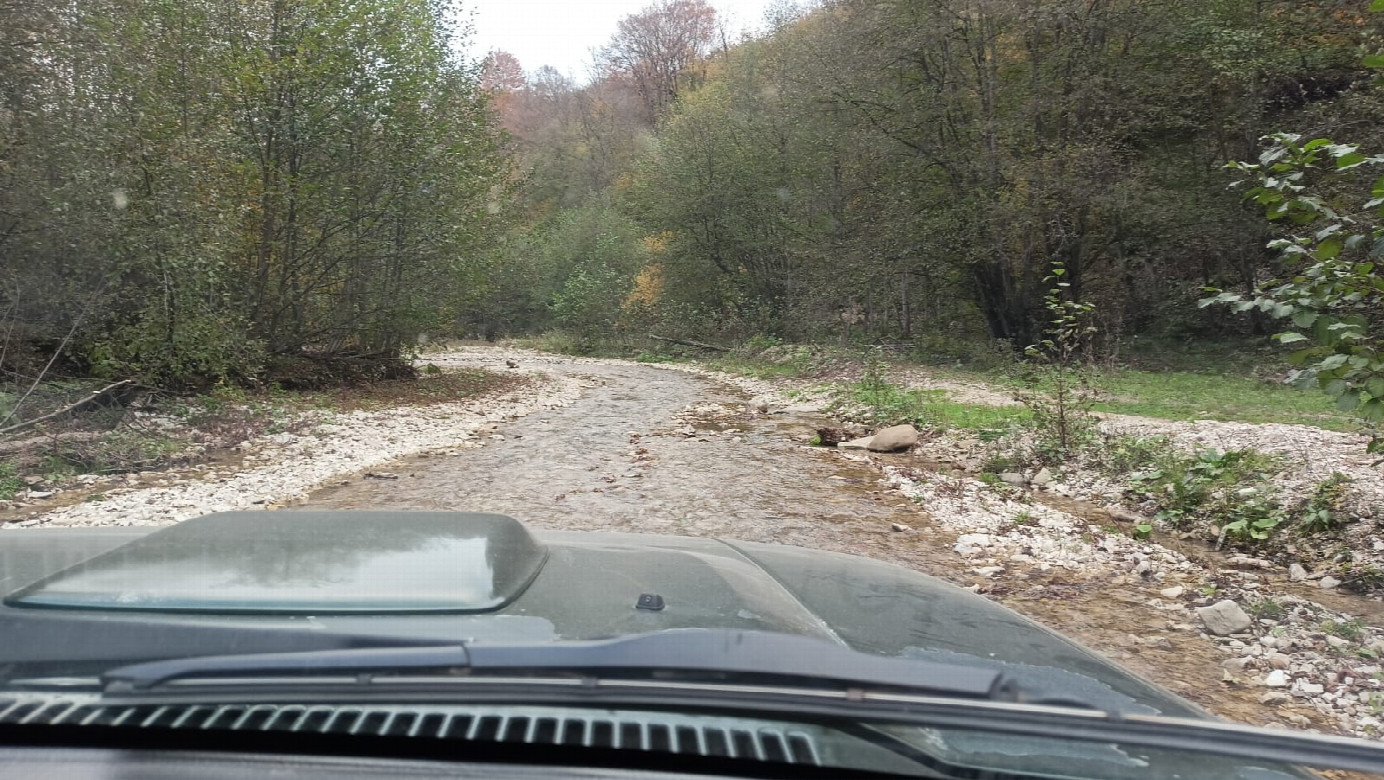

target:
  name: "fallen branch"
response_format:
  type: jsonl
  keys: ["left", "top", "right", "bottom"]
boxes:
{"left": 0, "top": 380, "right": 134, "bottom": 437}
{"left": 648, "top": 334, "right": 729, "bottom": 352}
{"left": 0, "top": 430, "right": 104, "bottom": 456}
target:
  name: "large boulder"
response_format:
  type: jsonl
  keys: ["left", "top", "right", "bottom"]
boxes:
{"left": 1196, "top": 600, "right": 1252, "bottom": 636}
{"left": 866, "top": 424, "right": 920, "bottom": 452}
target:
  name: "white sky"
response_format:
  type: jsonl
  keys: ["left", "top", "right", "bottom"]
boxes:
{"left": 461, "top": 0, "right": 779, "bottom": 81}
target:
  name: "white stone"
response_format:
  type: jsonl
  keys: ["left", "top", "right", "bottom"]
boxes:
{"left": 1320, "top": 576, "right": 1341, "bottom": 590}
{"left": 1159, "top": 586, "right": 1185, "bottom": 599}
{"left": 1289, "top": 564, "right": 1308, "bottom": 582}
{"left": 1263, "top": 670, "right": 1291, "bottom": 687}
{"left": 1196, "top": 600, "right": 1253, "bottom": 636}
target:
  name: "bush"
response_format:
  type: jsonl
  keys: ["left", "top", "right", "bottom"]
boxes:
{"left": 1127, "top": 447, "right": 1287, "bottom": 544}
{"left": 1300, "top": 472, "right": 1353, "bottom": 534}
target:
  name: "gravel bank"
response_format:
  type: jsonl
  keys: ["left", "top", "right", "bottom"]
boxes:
{"left": 6, "top": 356, "right": 586, "bottom": 528}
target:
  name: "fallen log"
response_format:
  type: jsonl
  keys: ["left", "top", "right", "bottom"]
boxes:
{"left": 648, "top": 334, "right": 729, "bottom": 352}
{"left": 0, "top": 380, "right": 134, "bottom": 437}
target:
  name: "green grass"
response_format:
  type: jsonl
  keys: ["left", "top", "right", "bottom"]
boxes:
{"left": 847, "top": 383, "right": 1030, "bottom": 434}
{"left": 705, "top": 354, "right": 819, "bottom": 380}
{"left": 694, "top": 337, "right": 1356, "bottom": 432}
{"left": 1088, "top": 369, "right": 1354, "bottom": 430}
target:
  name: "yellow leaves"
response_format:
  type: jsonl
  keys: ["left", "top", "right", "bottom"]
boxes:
{"left": 641, "top": 231, "right": 672, "bottom": 253}
{"left": 622, "top": 263, "right": 665, "bottom": 312}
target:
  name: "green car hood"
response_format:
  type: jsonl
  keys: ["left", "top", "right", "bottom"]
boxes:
{"left": 0, "top": 511, "right": 1201, "bottom": 717}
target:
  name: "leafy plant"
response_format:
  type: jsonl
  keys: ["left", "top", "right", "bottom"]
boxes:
{"left": 635, "top": 351, "right": 677, "bottom": 363}
{"left": 1300, "top": 472, "right": 1353, "bottom": 534}
{"left": 1207, "top": 133, "right": 1384, "bottom": 444}
{"left": 1247, "top": 598, "right": 1288, "bottom": 620}
{"left": 0, "top": 464, "right": 23, "bottom": 502}
{"left": 1127, "top": 447, "right": 1286, "bottom": 544}
{"left": 1323, "top": 618, "right": 1367, "bottom": 643}
{"left": 1016, "top": 264, "right": 1099, "bottom": 463}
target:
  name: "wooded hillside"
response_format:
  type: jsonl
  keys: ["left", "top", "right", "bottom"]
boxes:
{"left": 481, "top": 0, "right": 1384, "bottom": 359}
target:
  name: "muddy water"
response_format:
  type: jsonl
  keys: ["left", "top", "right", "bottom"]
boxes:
{"left": 304, "top": 360, "right": 937, "bottom": 550}
{"left": 299, "top": 356, "right": 1351, "bottom": 733}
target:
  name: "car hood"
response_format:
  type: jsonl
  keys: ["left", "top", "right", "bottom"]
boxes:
{"left": 0, "top": 511, "right": 1202, "bottom": 717}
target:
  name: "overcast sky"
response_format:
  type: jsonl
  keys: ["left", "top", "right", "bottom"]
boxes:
{"left": 462, "top": 0, "right": 779, "bottom": 81}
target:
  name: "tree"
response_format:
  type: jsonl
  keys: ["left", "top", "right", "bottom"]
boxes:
{"left": 599, "top": 0, "right": 717, "bottom": 123}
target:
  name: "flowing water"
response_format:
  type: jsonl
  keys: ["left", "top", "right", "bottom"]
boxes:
{"left": 305, "top": 357, "right": 936, "bottom": 548}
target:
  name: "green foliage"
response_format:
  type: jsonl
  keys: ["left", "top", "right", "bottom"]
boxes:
{"left": 1016, "top": 266, "right": 1099, "bottom": 463}
{"left": 1208, "top": 133, "right": 1384, "bottom": 440}
{"left": 845, "top": 363, "right": 1029, "bottom": 434}
{"left": 1096, "top": 436, "right": 1176, "bottom": 477}
{"left": 1301, "top": 472, "right": 1354, "bottom": 534}
{"left": 0, "top": 464, "right": 23, "bottom": 502}
{"left": 1127, "top": 448, "right": 1287, "bottom": 543}
{"left": 1323, "top": 618, "right": 1368, "bottom": 643}
{"left": 1, "top": 0, "right": 508, "bottom": 387}
{"left": 1247, "top": 598, "right": 1288, "bottom": 621}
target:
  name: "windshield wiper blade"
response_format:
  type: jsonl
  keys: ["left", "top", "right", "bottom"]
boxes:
{"left": 101, "top": 629, "right": 1013, "bottom": 700}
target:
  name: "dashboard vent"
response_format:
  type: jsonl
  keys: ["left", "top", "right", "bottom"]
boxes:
{"left": 0, "top": 697, "right": 821, "bottom": 765}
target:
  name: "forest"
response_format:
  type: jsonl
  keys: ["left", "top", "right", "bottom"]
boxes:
{"left": 4, "top": 0, "right": 1384, "bottom": 392}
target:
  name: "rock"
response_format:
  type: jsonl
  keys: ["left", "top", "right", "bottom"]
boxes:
{"left": 1320, "top": 576, "right": 1341, "bottom": 590}
{"left": 1160, "top": 586, "right": 1185, "bottom": 599}
{"left": 866, "top": 425, "right": 920, "bottom": 452}
{"left": 1032, "top": 467, "right": 1053, "bottom": 487}
{"left": 999, "top": 472, "right": 1026, "bottom": 486}
{"left": 957, "top": 533, "right": 991, "bottom": 548}
{"left": 1327, "top": 635, "right": 1349, "bottom": 650}
{"left": 1259, "top": 692, "right": 1291, "bottom": 706}
{"left": 890, "top": 522, "right": 911, "bottom": 533}
{"left": 747, "top": 395, "right": 776, "bottom": 414}
{"left": 1263, "top": 670, "right": 1291, "bottom": 687}
{"left": 1197, "top": 600, "right": 1253, "bottom": 636}
{"left": 25, "top": 490, "right": 54, "bottom": 499}
{"left": 1222, "top": 657, "right": 1251, "bottom": 673}
{"left": 1295, "top": 681, "right": 1325, "bottom": 695}
{"left": 22, "top": 475, "right": 43, "bottom": 486}
{"left": 815, "top": 427, "right": 850, "bottom": 446}
{"left": 1107, "top": 507, "right": 1146, "bottom": 524}
{"left": 837, "top": 436, "right": 875, "bottom": 450}
{"left": 1289, "top": 564, "right": 1308, "bottom": 582}
{"left": 1269, "top": 653, "right": 1292, "bottom": 670}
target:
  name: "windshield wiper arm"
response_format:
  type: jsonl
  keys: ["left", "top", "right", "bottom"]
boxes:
{"left": 101, "top": 629, "right": 1013, "bottom": 699}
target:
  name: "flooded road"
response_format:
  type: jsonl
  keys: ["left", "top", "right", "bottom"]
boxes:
{"left": 304, "top": 356, "right": 934, "bottom": 548}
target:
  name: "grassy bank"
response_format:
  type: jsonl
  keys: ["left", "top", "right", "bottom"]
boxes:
{"left": 689, "top": 341, "right": 1357, "bottom": 433}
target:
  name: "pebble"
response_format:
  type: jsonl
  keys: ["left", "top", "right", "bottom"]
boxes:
{"left": 1160, "top": 586, "right": 1184, "bottom": 599}
{"left": 1320, "top": 576, "right": 1342, "bottom": 590}
{"left": 1263, "top": 670, "right": 1291, "bottom": 687}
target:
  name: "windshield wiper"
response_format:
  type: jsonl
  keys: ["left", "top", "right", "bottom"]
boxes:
{"left": 100, "top": 629, "right": 1013, "bottom": 699}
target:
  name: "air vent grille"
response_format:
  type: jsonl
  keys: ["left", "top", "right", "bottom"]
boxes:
{"left": 0, "top": 696, "right": 820, "bottom": 764}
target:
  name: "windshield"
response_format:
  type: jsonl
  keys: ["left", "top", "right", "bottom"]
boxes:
{"left": 4, "top": 0, "right": 1384, "bottom": 778}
